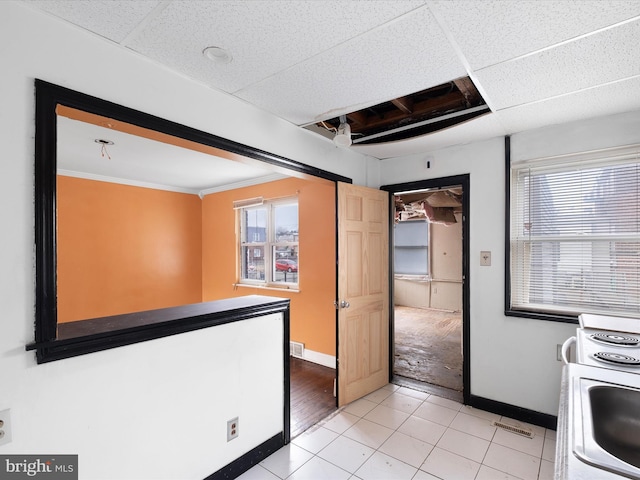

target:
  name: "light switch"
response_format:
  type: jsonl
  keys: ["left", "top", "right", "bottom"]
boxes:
{"left": 480, "top": 251, "right": 491, "bottom": 266}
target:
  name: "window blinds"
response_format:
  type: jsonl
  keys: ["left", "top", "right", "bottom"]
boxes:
{"left": 510, "top": 144, "right": 640, "bottom": 317}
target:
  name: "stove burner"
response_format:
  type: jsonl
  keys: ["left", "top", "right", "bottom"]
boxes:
{"left": 590, "top": 332, "right": 640, "bottom": 347}
{"left": 593, "top": 352, "right": 640, "bottom": 366}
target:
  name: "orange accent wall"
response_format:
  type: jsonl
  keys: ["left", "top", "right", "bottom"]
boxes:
{"left": 202, "top": 178, "right": 337, "bottom": 357}
{"left": 57, "top": 176, "right": 203, "bottom": 323}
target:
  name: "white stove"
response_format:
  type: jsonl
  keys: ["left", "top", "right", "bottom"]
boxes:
{"left": 579, "top": 313, "right": 640, "bottom": 335}
{"left": 575, "top": 327, "right": 640, "bottom": 374}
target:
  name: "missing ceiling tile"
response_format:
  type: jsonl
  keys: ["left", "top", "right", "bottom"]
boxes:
{"left": 306, "top": 76, "right": 490, "bottom": 145}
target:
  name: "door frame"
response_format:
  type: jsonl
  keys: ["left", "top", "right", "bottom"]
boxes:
{"left": 381, "top": 174, "right": 470, "bottom": 404}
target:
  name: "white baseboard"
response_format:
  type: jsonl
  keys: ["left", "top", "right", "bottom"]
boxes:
{"left": 296, "top": 348, "right": 336, "bottom": 369}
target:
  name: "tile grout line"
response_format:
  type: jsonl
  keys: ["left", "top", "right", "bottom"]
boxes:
{"left": 257, "top": 385, "right": 550, "bottom": 480}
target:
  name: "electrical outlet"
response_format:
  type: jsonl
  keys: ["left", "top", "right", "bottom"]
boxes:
{"left": 480, "top": 251, "right": 491, "bottom": 266}
{"left": 227, "top": 417, "right": 239, "bottom": 442}
{"left": 0, "top": 409, "right": 12, "bottom": 445}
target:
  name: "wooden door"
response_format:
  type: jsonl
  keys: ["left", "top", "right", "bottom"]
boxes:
{"left": 337, "top": 182, "right": 389, "bottom": 406}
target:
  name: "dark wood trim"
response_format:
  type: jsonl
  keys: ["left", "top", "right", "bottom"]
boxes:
{"left": 503, "top": 135, "right": 579, "bottom": 324}
{"left": 387, "top": 190, "right": 396, "bottom": 383}
{"left": 27, "top": 297, "right": 290, "bottom": 363}
{"left": 506, "top": 309, "right": 578, "bottom": 324}
{"left": 333, "top": 183, "right": 340, "bottom": 407}
{"left": 35, "top": 79, "right": 59, "bottom": 347}
{"left": 204, "top": 433, "right": 285, "bottom": 480}
{"left": 32, "top": 79, "right": 352, "bottom": 364}
{"left": 504, "top": 135, "right": 511, "bottom": 317}
{"left": 468, "top": 395, "right": 558, "bottom": 431}
{"left": 381, "top": 174, "right": 471, "bottom": 404}
{"left": 283, "top": 308, "right": 291, "bottom": 445}
{"left": 460, "top": 174, "right": 471, "bottom": 405}
{"left": 35, "top": 80, "right": 351, "bottom": 183}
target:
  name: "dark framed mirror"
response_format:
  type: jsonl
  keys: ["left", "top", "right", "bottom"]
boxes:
{"left": 30, "top": 79, "right": 349, "bottom": 363}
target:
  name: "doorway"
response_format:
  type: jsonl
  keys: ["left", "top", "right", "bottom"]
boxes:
{"left": 383, "top": 175, "right": 470, "bottom": 403}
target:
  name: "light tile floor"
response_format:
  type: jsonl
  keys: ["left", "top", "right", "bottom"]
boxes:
{"left": 238, "top": 384, "right": 555, "bottom": 480}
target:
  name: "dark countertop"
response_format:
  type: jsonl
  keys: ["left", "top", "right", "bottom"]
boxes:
{"left": 29, "top": 295, "right": 290, "bottom": 363}
{"left": 58, "top": 295, "right": 289, "bottom": 340}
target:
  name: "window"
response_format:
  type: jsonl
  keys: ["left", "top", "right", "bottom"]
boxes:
{"left": 508, "top": 144, "right": 640, "bottom": 319}
{"left": 394, "top": 220, "right": 429, "bottom": 277}
{"left": 239, "top": 198, "right": 299, "bottom": 288}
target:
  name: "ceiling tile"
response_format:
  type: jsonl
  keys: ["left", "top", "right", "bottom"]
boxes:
{"left": 495, "top": 75, "right": 640, "bottom": 134}
{"left": 236, "top": 6, "right": 467, "bottom": 125}
{"left": 125, "top": 0, "right": 426, "bottom": 94}
{"left": 474, "top": 18, "right": 640, "bottom": 110}
{"left": 429, "top": 0, "right": 640, "bottom": 70}
{"left": 23, "top": 0, "right": 161, "bottom": 43}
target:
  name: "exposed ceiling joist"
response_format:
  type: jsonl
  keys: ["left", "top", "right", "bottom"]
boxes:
{"left": 310, "top": 76, "right": 488, "bottom": 145}
{"left": 391, "top": 96, "right": 414, "bottom": 114}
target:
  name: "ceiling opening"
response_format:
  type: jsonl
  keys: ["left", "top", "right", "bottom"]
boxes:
{"left": 305, "top": 76, "right": 489, "bottom": 145}
{"left": 395, "top": 187, "right": 463, "bottom": 225}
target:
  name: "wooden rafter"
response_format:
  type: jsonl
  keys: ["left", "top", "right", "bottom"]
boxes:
{"left": 453, "top": 77, "right": 481, "bottom": 106}
{"left": 349, "top": 91, "right": 467, "bottom": 134}
{"left": 315, "top": 76, "right": 487, "bottom": 142}
{"left": 346, "top": 111, "right": 368, "bottom": 127}
{"left": 391, "top": 96, "right": 414, "bottom": 114}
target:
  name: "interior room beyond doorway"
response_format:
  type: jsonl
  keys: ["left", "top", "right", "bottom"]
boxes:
{"left": 393, "top": 186, "right": 464, "bottom": 398}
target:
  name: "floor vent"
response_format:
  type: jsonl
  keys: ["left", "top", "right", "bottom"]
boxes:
{"left": 492, "top": 421, "right": 534, "bottom": 438}
{"left": 290, "top": 341, "right": 305, "bottom": 358}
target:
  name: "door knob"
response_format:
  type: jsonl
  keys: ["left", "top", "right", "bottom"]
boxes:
{"left": 333, "top": 300, "right": 350, "bottom": 309}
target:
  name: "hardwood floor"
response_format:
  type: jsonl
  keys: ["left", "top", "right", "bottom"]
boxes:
{"left": 290, "top": 357, "right": 336, "bottom": 438}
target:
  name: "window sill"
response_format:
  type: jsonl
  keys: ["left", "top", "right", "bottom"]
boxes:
{"left": 235, "top": 283, "right": 300, "bottom": 293}
{"left": 505, "top": 308, "right": 578, "bottom": 324}
{"left": 27, "top": 295, "right": 290, "bottom": 363}
{"left": 394, "top": 274, "right": 430, "bottom": 281}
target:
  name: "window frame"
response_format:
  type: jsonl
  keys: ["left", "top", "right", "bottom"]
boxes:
{"left": 238, "top": 197, "right": 299, "bottom": 289}
{"left": 393, "top": 219, "right": 430, "bottom": 279}
{"left": 505, "top": 136, "right": 640, "bottom": 323}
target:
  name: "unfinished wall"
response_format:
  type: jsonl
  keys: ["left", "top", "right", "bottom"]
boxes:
{"left": 430, "top": 213, "right": 463, "bottom": 310}
{"left": 394, "top": 213, "right": 462, "bottom": 311}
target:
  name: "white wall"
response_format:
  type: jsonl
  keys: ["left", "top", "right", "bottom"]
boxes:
{"left": 13, "top": 315, "right": 284, "bottom": 479}
{"left": 380, "top": 110, "right": 640, "bottom": 416}
{"left": 0, "top": 3, "right": 370, "bottom": 478}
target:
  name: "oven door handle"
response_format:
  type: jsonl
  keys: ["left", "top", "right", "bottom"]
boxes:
{"left": 561, "top": 336, "right": 576, "bottom": 365}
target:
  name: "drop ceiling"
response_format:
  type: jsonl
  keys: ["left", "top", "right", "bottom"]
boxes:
{"left": 22, "top": 0, "right": 640, "bottom": 161}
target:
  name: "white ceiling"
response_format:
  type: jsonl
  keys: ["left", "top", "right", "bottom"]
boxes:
{"left": 57, "top": 116, "right": 285, "bottom": 195}
{"left": 24, "top": 0, "right": 640, "bottom": 163}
